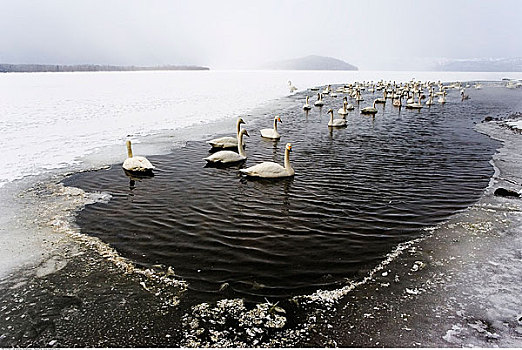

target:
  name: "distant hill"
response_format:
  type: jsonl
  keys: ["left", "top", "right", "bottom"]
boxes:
{"left": 435, "top": 58, "right": 522, "bottom": 72}
{"left": 0, "top": 64, "right": 210, "bottom": 73}
{"left": 262, "top": 55, "right": 358, "bottom": 71}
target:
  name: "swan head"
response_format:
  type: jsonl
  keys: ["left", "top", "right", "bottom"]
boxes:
{"left": 286, "top": 143, "right": 292, "bottom": 152}
{"left": 238, "top": 117, "right": 246, "bottom": 125}
{"left": 240, "top": 129, "right": 249, "bottom": 137}
{"left": 275, "top": 116, "right": 282, "bottom": 123}
{"left": 327, "top": 108, "right": 334, "bottom": 114}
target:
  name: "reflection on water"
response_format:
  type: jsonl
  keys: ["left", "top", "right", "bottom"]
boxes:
{"left": 64, "top": 84, "right": 513, "bottom": 303}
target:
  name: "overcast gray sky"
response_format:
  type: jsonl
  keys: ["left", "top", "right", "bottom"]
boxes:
{"left": 1, "top": 0, "right": 521, "bottom": 69}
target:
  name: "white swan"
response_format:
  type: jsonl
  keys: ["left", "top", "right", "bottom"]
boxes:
{"left": 260, "top": 116, "right": 282, "bottom": 140}
{"left": 303, "top": 96, "right": 312, "bottom": 111}
{"left": 438, "top": 91, "right": 447, "bottom": 104}
{"left": 338, "top": 99, "right": 348, "bottom": 116}
{"left": 122, "top": 140, "right": 155, "bottom": 173}
{"left": 425, "top": 92, "right": 434, "bottom": 106}
{"left": 204, "top": 129, "right": 249, "bottom": 164}
{"left": 360, "top": 100, "right": 378, "bottom": 115}
{"left": 240, "top": 143, "right": 295, "bottom": 178}
{"left": 207, "top": 117, "right": 245, "bottom": 149}
{"left": 375, "top": 90, "right": 387, "bottom": 104}
{"left": 328, "top": 109, "right": 347, "bottom": 127}
{"left": 460, "top": 89, "right": 470, "bottom": 101}
{"left": 392, "top": 94, "right": 403, "bottom": 107}
{"left": 288, "top": 80, "right": 297, "bottom": 93}
{"left": 314, "top": 93, "right": 324, "bottom": 107}
{"left": 406, "top": 93, "right": 425, "bottom": 109}
{"left": 322, "top": 85, "right": 331, "bottom": 95}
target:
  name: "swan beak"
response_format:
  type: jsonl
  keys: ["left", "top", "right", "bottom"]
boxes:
{"left": 244, "top": 130, "right": 250, "bottom": 137}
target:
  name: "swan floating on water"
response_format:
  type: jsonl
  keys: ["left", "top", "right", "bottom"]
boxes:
{"left": 460, "top": 89, "right": 470, "bottom": 101}
{"left": 207, "top": 117, "right": 246, "bottom": 149}
{"left": 122, "top": 140, "right": 155, "bottom": 173}
{"left": 239, "top": 143, "right": 295, "bottom": 178}
{"left": 406, "top": 93, "right": 425, "bottom": 109}
{"left": 303, "top": 96, "right": 312, "bottom": 111}
{"left": 360, "top": 100, "right": 378, "bottom": 115}
{"left": 204, "top": 129, "right": 249, "bottom": 164}
{"left": 338, "top": 100, "right": 349, "bottom": 116}
{"left": 328, "top": 108, "right": 347, "bottom": 127}
{"left": 438, "top": 91, "right": 447, "bottom": 104}
{"left": 314, "top": 93, "right": 324, "bottom": 107}
{"left": 260, "top": 116, "right": 282, "bottom": 140}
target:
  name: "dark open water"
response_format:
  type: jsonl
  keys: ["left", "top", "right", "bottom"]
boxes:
{"left": 64, "top": 84, "right": 513, "bottom": 304}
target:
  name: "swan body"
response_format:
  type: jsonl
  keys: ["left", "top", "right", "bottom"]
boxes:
{"left": 240, "top": 143, "right": 294, "bottom": 178}
{"left": 360, "top": 100, "right": 378, "bottom": 115}
{"left": 207, "top": 117, "right": 245, "bottom": 149}
{"left": 314, "top": 93, "right": 324, "bottom": 106}
{"left": 122, "top": 140, "right": 155, "bottom": 173}
{"left": 260, "top": 116, "right": 282, "bottom": 140}
{"left": 303, "top": 96, "right": 312, "bottom": 111}
{"left": 204, "top": 129, "right": 249, "bottom": 164}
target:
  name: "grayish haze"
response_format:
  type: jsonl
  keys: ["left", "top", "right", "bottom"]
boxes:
{"left": 1, "top": 0, "right": 521, "bottom": 70}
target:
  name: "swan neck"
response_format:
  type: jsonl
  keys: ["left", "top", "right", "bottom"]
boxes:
{"left": 238, "top": 132, "right": 246, "bottom": 157}
{"left": 284, "top": 148, "right": 293, "bottom": 172}
{"left": 273, "top": 118, "right": 278, "bottom": 132}
{"left": 126, "top": 141, "right": 133, "bottom": 158}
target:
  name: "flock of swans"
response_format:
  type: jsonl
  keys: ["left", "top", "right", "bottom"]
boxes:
{"left": 122, "top": 78, "right": 476, "bottom": 179}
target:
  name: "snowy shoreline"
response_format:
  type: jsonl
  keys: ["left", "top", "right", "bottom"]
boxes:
{"left": 1, "top": 79, "right": 521, "bottom": 347}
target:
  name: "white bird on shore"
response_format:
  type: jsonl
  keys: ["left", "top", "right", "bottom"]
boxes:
{"left": 122, "top": 140, "right": 155, "bottom": 173}
{"left": 360, "top": 100, "right": 378, "bottom": 115}
{"left": 260, "top": 116, "right": 282, "bottom": 140}
{"left": 240, "top": 143, "right": 295, "bottom": 178}
{"left": 288, "top": 80, "right": 298, "bottom": 93}
{"left": 303, "top": 96, "right": 312, "bottom": 111}
{"left": 328, "top": 108, "right": 347, "bottom": 127}
{"left": 204, "top": 129, "right": 249, "bottom": 164}
{"left": 314, "top": 93, "right": 324, "bottom": 107}
{"left": 207, "top": 117, "right": 246, "bottom": 149}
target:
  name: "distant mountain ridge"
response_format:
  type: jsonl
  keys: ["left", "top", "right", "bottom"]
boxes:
{"left": 262, "top": 55, "right": 358, "bottom": 71}
{"left": 435, "top": 57, "right": 522, "bottom": 72}
{"left": 0, "top": 64, "right": 209, "bottom": 73}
